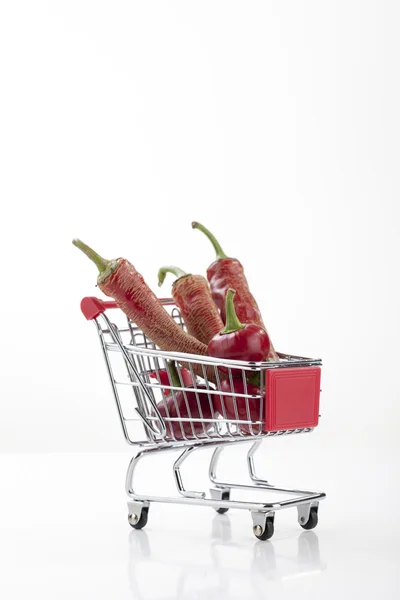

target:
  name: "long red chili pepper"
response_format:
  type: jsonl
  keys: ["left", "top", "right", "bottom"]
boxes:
{"left": 156, "top": 362, "right": 214, "bottom": 439}
{"left": 208, "top": 289, "right": 271, "bottom": 375}
{"left": 192, "top": 221, "right": 278, "bottom": 361}
{"left": 73, "top": 239, "right": 209, "bottom": 357}
{"left": 215, "top": 378, "right": 261, "bottom": 435}
{"left": 158, "top": 265, "right": 223, "bottom": 345}
{"left": 149, "top": 365, "right": 194, "bottom": 397}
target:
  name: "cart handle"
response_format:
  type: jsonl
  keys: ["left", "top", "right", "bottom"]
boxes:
{"left": 80, "top": 296, "right": 174, "bottom": 320}
{"left": 80, "top": 297, "right": 318, "bottom": 365}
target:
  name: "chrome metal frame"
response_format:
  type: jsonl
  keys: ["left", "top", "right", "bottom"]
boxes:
{"left": 90, "top": 299, "right": 325, "bottom": 539}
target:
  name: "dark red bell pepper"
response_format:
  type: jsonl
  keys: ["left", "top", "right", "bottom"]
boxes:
{"left": 208, "top": 289, "right": 270, "bottom": 373}
{"left": 158, "top": 265, "right": 223, "bottom": 345}
{"left": 192, "top": 222, "right": 278, "bottom": 361}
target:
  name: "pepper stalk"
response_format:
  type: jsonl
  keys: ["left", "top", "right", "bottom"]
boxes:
{"left": 191, "top": 222, "right": 229, "bottom": 260}
{"left": 158, "top": 266, "right": 187, "bottom": 287}
{"left": 72, "top": 238, "right": 119, "bottom": 283}
{"left": 220, "top": 289, "right": 244, "bottom": 335}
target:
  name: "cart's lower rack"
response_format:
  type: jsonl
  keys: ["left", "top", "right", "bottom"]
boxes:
{"left": 126, "top": 438, "right": 325, "bottom": 541}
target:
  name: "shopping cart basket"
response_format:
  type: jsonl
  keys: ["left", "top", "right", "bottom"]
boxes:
{"left": 80, "top": 296, "right": 325, "bottom": 540}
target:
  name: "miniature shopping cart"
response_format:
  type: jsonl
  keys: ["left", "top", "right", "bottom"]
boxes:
{"left": 80, "top": 296, "right": 325, "bottom": 541}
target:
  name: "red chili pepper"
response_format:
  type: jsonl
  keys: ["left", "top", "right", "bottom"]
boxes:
{"left": 156, "top": 362, "right": 214, "bottom": 439}
{"left": 73, "top": 239, "right": 209, "bottom": 357}
{"left": 192, "top": 222, "right": 278, "bottom": 361}
{"left": 149, "top": 365, "right": 194, "bottom": 397}
{"left": 208, "top": 289, "right": 271, "bottom": 374}
{"left": 215, "top": 378, "right": 261, "bottom": 435}
{"left": 158, "top": 265, "right": 223, "bottom": 345}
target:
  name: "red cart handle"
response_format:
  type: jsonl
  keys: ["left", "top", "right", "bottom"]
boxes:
{"left": 80, "top": 296, "right": 175, "bottom": 320}
{"left": 80, "top": 297, "right": 117, "bottom": 320}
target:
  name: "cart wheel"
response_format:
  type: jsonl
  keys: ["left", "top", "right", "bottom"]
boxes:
{"left": 253, "top": 517, "right": 274, "bottom": 541}
{"left": 215, "top": 490, "right": 230, "bottom": 514}
{"left": 128, "top": 506, "right": 149, "bottom": 530}
{"left": 300, "top": 506, "right": 318, "bottom": 530}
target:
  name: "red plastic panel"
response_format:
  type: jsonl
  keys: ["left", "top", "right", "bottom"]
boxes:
{"left": 264, "top": 367, "right": 321, "bottom": 432}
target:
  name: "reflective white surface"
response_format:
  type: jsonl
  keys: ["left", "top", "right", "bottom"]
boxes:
{"left": 0, "top": 450, "right": 399, "bottom": 599}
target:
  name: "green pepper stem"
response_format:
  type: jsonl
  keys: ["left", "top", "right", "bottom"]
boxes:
{"left": 158, "top": 265, "right": 187, "bottom": 287}
{"left": 72, "top": 238, "right": 110, "bottom": 274}
{"left": 221, "top": 289, "right": 245, "bottom": 334}
{"left": 191, "top": 221, "right": 228, "bottom": 260}
{"left": 246, "top": 372, "right": 261, "bottom": 386}
{"left": 167, "top": 361, "right": 182, "bottom": 388}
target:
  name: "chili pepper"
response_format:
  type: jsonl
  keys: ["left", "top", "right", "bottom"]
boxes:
{"left": 192, "top": 221, "right": 278, "bottom": 361}
{"left": 156, "top": 362, "right": 214, "bottom": 439}
{"left": 208, "top": 289, "right": 270, "bottom": 374}
{"left": 73, "top": 239, "right": 209, "bottom": 358}
{"left": 149, "top": 365, "right": 194, "bottom": 397}
{"left": 158, "top": 265, "right": 223, "bottom": 345}
{"left": 215, "top": 378, "right": 261, "bottom": 435}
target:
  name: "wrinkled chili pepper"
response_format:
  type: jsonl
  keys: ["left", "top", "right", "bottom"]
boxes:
{"left": 208, "top": 289, "right": 271, "bottom": 374}
{"left": 72, "top": 239, "right": 209, "bottom": 357}
{"left": 158, "top": 265, "right": 223, "bottom": 345}
{"left": 192, "top": 221, "right": 278, "bottom": 361}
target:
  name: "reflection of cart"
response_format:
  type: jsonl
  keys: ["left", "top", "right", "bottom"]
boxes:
{"left": 81, "top": 296, "right": 326, "bottom": 540}
{"left": 128, "top": 521, "right": 326, "bottom": 600}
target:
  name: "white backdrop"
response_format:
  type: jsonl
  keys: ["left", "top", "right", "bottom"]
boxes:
{"left": 0, "top": 0, "right": 398, "bottom": 453}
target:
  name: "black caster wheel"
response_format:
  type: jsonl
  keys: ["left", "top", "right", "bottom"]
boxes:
{"left": 128, "top": 506, "right": 149, "bottom": 530}
{"left": 253, "top": 517, "right": 274, "bottom": 541}
{"left": 215, "top": 490, "right": 230, "bottom": 514}
{"left": 300, "top": 506, "right": 318, "bottom": 530}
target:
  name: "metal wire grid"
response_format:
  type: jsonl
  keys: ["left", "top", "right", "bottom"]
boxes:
{"left": 93, "top": 301, "right": 321, "bottom": 447}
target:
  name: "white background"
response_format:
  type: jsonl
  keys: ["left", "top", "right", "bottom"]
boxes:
{"left": 1, "top": 1, "right": 399, "bottom": 598}
{"left": 1, "top": 0, "right": 398, "bottom": 453}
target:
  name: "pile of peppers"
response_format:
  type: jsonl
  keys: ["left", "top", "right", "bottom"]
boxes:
{"left": 74, "top": 221, "right": 278, "bottom": 436}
